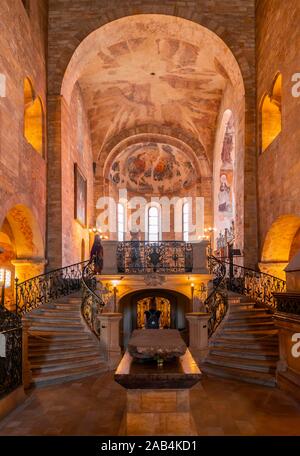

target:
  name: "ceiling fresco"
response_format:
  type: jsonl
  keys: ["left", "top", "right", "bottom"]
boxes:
{"left": 109, "top": 142, "right": 196, "bottom": 194}
{"left": 62, "top": 15, "right": 243, "bottom": 164}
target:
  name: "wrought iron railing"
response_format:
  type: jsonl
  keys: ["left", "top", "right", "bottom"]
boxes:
{"left": 224, "top": 260, "right": 286, "bottom": 311}
{"left": 272, "top": 292, "right": 300, "bottom": 316}
{"left": 0, "top": 306, "right": 22, "bottom": 399}
{"left": 117, "top": 241, "right": 193, "bottom": 274}
{"left": 205, "top": 256, "right": 228, "bottom": 337}
{"left": 81, "top": 259, "right": 113, "bottom": 337}
{"left": 16, "top": 260, "right": 88, "bottom": 314}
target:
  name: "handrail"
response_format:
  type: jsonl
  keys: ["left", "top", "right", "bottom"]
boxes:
{"left": 117, "top": 240, "right": 193, "bottom": 274}
{"left": 16, "top": 260, "right": 88, "bottom": 314}
{"left": 81, "top": 258, "right": 109, "bottom": 338}
{"left": 0, "top": 305, "right": 22, "bottom": 399}
{"left": 204, "top": 255, "right": 228, "bottom": 337}
{"left": 222, "top": 258, "right": 286, "bottom": 311}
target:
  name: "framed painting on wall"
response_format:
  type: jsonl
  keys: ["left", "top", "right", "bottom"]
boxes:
{"left": 74, "top": 163, "right": 87, "bottom": 227}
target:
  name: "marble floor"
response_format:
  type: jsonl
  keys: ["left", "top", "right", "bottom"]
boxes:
{"left": 0, "top": 373, "right": 300, "bottom": 436}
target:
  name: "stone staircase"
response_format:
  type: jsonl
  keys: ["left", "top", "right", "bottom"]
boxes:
{"left": 25, "top": 294, "right": 107, "bottom": 387}
{"left": 202, "top": 293, "right": 279, "bottom": 386}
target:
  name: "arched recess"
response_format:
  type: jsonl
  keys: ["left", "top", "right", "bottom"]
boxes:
{"left": 260, "top": 73, "right": 282, "bottom": 153}
{"left": 213, "top": 109, "right": 236, "bottom": 242}
{"left": 260, "top": 214, "right": 300, "bottom": 280}
{"left": 118, "top": 288, "right": 191, "bottom": 347}
{"left": 24, "top": 77, "right": 44, "bottom": 156}
{"left": 0, "top": 204, "right": 45, "bottom": 309}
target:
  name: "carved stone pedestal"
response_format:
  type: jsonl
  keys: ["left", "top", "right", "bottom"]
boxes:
{"left": 98, "top": 313, "right": 122, "bottom": 370}
{"left": 124, "top": 388, "right": 197, "bottom": 436}
{"left": 115, "top": 346, "right": 201, "bottom": 436}
{"left": 186, "top": 312, "right": 210, "bottom": 363}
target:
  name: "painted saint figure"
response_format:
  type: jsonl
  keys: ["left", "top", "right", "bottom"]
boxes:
{"left": 90, "top": 234, "right": 103, "bottom": 275}
{"left": 218, "top": 174, "right": 231, "bottom": 213}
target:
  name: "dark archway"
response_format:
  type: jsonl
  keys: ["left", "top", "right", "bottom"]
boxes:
{"left": 118, "top": 288, "right": 191, "bottom": 348}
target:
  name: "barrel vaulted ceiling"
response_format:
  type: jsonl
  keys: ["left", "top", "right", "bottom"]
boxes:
{"left": 62, "top": 15, "right": 244, "bottom": 166}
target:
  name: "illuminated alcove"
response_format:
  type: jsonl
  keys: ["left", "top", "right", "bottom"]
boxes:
{"left": 261, "top": 73, "right": 282, "bottom": 152}
{"left": 24, "top": 77, "right": 44, "bottom": 156}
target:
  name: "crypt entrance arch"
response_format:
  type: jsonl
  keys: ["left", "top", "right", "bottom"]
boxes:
{"left": 118, "top": 288, "right": 191, "bottom": 348}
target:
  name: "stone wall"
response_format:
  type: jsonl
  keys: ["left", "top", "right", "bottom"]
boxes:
{"left": 0, "top": 1, "right": 47, "bottom": 267}
{"left": 61, "top": 84, "right": 94, "bottom": 266}
{"left": 47, "top": 0, "right": 257, "bottom": 268}
{"left": 256, "top": 0, "right": 300, "bottom": 274}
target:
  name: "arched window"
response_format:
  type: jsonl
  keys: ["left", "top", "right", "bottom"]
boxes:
{"left": 147, "top": 206, "right": 160, "bottom": 242}
{"left": 117, "top": 203, "right": 125, "bottom": 241}
{"left": 24, "top": 78, "right": 44, "bottom": 156}
{"left": 261, "top": 73, "right": 282, "bottom": 152}
{"left": 182, "top": 202, "right": 189, "bottom": 241}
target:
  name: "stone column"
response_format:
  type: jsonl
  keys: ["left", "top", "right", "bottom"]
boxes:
{"left": 98, "top": 312, "right": 122, "bottom": 369}
{"left": 21, "top": 318, "right": 32, "bottom": 389}
{"left": 186, "top": 312, "right": 210, "bottom": 363}
{"left": 102, "top": 240, "right": 118, "bottom": 274}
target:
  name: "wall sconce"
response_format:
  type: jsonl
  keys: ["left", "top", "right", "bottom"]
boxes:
{"left": 190, "top": 282, "right": 195, "bottom": 302}
{"left": 89, "top": 227, "right": 108, "bottom": 240}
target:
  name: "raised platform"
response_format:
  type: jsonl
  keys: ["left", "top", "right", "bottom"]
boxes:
{"left": 115, "top": 329, "right": 201, "bottom": 435}
{"left": 115, "top": 348, "right": 201, "bottom": 389}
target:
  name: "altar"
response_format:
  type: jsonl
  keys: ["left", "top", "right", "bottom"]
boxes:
{"left": 115, "top": 329, "right": 201, "bottom": 435}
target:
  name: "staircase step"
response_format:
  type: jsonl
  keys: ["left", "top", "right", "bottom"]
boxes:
{"left": 210, "top": 347, "right": 279, "bottom": 361}
{"left": 27, "top": 316, "right": 82, "bottom": 324}
{"left": 28, "top": 334, "right": 93, "bottom": 344}
{"left": 210, "top": 337, "right": 279, "bottom": 350}
{"left": 222, "top": 321, "right": 276, "bottom": 331}
{"left": 31, "top": 364, "right": 107, "bottom": 387}
{"left": 29, "top": 347, "right": 101, "bottom": 361}
{"left": 227, "top": 314, "right": 271, "bottom": 322}
{"left": 28, "top": 326, "right": 84, "bottom": 333}
{"left": 220, "top": 329, "right": 278, "bottom": 337}
{"left": 30, "top": 355, "right": 102, "bottom": 372}
{"left": 205, "top": 354, "right": 276, "bottom": 373}
{"left": 32, "top": 309, "right": 80, "bottom": 317}
{"left": 201, "top": 363, "right": 276, "bottom": 387}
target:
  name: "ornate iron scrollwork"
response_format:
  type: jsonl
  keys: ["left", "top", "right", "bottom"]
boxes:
{"left": 81, "top": 259, "right": 113, "bottom": 338}
{"left": 16, "top": 260, "right": 89, "bottom": 314}
{"left": 225, "top": 260, "right": 286, "bottom": 311}
{"left": 0, "top": 306, "right": 22, "bottom": 399}
{"left": 273, "top": 292, "right": 300, "bottom": 316}
{"left": 117, "top": 241, "right": 193, "bottom": 274}
{"left": 205, "top": 256, "right": 228, "bottom": 337}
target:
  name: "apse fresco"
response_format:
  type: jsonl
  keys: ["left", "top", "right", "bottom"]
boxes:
{"left": 109, "top": 142, "right": 196, "bottom": 194}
